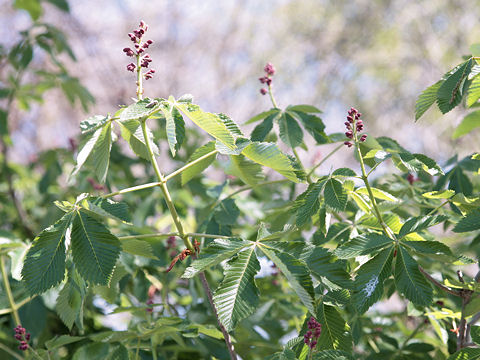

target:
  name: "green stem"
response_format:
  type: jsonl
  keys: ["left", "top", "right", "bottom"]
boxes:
{"left": 355, "top": 141, "right": 395, "bottom": 240}
{"left": 163, "top": 150, "right": 219, "bottom": 182}
{"left": 0, "top": 295, "right": 35, "bottom": 315}
{"left": 307, "top": 143, "right": 343, "bottom": 178}
{"left": 136, "top": 47, "right": 143, "bottom": 100}
{"left": 267, "top": 84, "right": 278, "bottom": 108}
{"left": 140, "top": 120, "right": 193, "bottom": 251}
{"left": 102, "top": 181, "right": 163, "bottom": 198}
{"left": 426, "top": 199, "right": 450, "bottom": 216}
{"left": 0, "top": 255, "right": 20, "bottom": 325}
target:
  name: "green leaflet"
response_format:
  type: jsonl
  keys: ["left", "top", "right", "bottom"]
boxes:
{"left": 72, "top": 342, "right": 110, "bottom": 360}
{"left": 415, "top": 81, "right": 442, "bottom": 121}
{"left": 393, "top": 152, "right": 444, "bottom": 175}
{"left": 471, "top": 326, "right": 480, "bottom": 345}
{"left": 260, "top": 246, "right": 316, "bottom": 315}
{"left": 242, "top": 142, "right": 300, "bottom": 182}
{"left": 398, "top": 215, "right": 448, "bottom": 237}
{"left": 279, "top": 111, "right": 303, "bottom": 148}
{"left": 251, "top": 112, "right": 276, "bottom": 141}
{"left": 161, "top": 105, "right": 185, "bottom": 157}
{"left": 56, "top": 280, "right": 82, "bottom": 330}
{"left": 453, "top": 209, "right": 480, "bottom": 232}
{"left": 295, "top": 180, "right": 327, "bottom": 226}
{"left": 181, "top": 141, "right": 217, "bottom": 185}
{"left": 422, "top": 189, "right": 455, "bottom": 199}
{"left": 315, "top": 302, "right": 352, "bottom": 352}
{"left": 45, "top": 335, "right": 85, "bottom": 350}
{"left": 313, "top": 350, "right": 353, "bottom": 360}
{"left": 227, "top": 154, "right": 264, "bottom": 186}
{"left": 355, "top": 187, "right": 399, "bottom": 203}
{"left": 121, "top": 239, "right": 157, "bottom": 259}
{"left": 72, "top": 121, "right": 112, "bottom": 183}
{"left": 287, "top": 104, "right": 322, "bottom": 113}
{"left": 334, "top": 234, "right": 393, "bottom": 259}
{"left": 213, "top": 246, "right": 260, "bottom": 331}
{"left": 214, "top": 199, "right": 240, "bottom": 225}
{"left": 119, "top": 98, "right": 162, "bottom": 122}
{"left": 83, "top": 197, "right": 131, "bottom": 224}
{"left": 117, "top": 119, "right": 159, "bottom": 160}
{"left": 324, "top": 178, "right": 347, "bottom": 212}
{"left": 22, "top": 212, "right": 73, "bottom": 294}
{"left": 182, "top": 238, "right": 253, "bottom": 278}
{"left": 289, "top": 110, "right": 329, "bottom": 144}
{"left": 467, "top": 75, "right": 480, "bottom": 107}
{"left": 437, "top": 59, "right": 473, "bottom": 114}
{"left": 453, "top": 110, "right": 480, "bottom": 139}
{"left": 402, "top": 240, "right": 453, "bottom": 257}
{"left": 351, "top": 246, "right": 394, "bottom": 314}
{"left": 246, "top": 108, "right": 280, "bottom": 124}
{"left": 447, "top": 348, "right": 480, "bottom": 360}
{"left": 175, "top": 102, "right": 235, "bottom": 149}
{"left": 71, "top": 210, "right": 121, "bottom": 285}
{"left": 302, "top": 247, "right": 352, "bottom": 289}
{"left": 394, "top": 246, "right": 433, "bottom": 307}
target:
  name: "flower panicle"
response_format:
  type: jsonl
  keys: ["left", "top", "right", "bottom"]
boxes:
{"left": 344, "top": 107, "right": 367, "bottom": 148}
{"left": 123, "top": 21, "right": 156, "bottom": 80}
{"left": 259, "top": 62, "right": 276, "bottom": 95}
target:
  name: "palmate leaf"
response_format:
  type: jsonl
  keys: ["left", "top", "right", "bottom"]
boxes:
{"left": 260, "top": 247, "right": 316, "bottom": 315}
{"left": 290, "top": 110, "right": 329, "bottom": 144}
{"left": 213, "top": 246, "right": 260, "bottom": 331}
{"left": 71, "top": 210, "right": 121, "bottom": 285}
{"left": 398, "top": 215, "right": 448, "bottom": 238}
{"left": 279, "top": 112, "right": 303, "bottom": 148}
{"left": 181, "top": 141, "right": 217, "bottom": 185}
{"left": 245, "top": 108, "right": 281, "bottom": 124}
{"left": 324, "top": 178, "right": 347, "bottom": 212}
{"left": 453, "top": 209, "right": 480, "bottom": 233}
{"left": 241, "top": 142, "right": 300, "bottom": 182}
{"left": 117, "top": 119, "right": 159, "bottom": 160}
{"left": 227, "top": 154, "right": 264, "bottom": 186}
{"left": 316, "top": 302, "right": 352, "bottom": 352}
{"left": 334, "top": 234, "right": 393, "bottom": 259}
{"left": 175, "top": 102, "right": 235, "bottom": 150}
{"left": 22, "top": 212, "right": 73, "bottom": 294}
{"left": 182, "top": 238, "right": 253, "bottom": 278}
{"left": 161, "top": 105, "right": 185, "bottom": 157}
{"left": 394, "top": 246, "right": 433, "bottom": 307}
{"left": 415, "top": 81, "right": 442, "bottom": 121}
{"left": 351, "top": 246, "right": 394, "bottom": 314}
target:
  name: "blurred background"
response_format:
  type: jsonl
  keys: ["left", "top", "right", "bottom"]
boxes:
{"left": 2, "top": 0, "right": 480, "bottom": 168}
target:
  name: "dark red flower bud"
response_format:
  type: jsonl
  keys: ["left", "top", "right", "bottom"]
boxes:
{"left": 357, "top": 112, "right": 362, "bottom": 118}
{"left": 266, "top": 78, "right": 272, "bottom": 86}
{"left": 344, "top": 141, "right": 353, "bottom": 147}
{"left": 260, "top": 88, "right": 268, "bottom": 95}
{"left": 264, "top": 62, "right": 276, "bottom": 75}
{"left": 126, "top": 63, "right": 136, "bottom": 72}
{"left": 15, "top": 334, "right": 22, "bottom": 340}
{"left": 147, "top": 39, "right": 153, "bottom": 45}
{"left": 25, "top": 333, "right": 30, "bottom": 341}
{"left": 347, "top": 115, "right": 353, "bottom": 123}
{"left": 345, "top": 131, "right": 353, "bottom": 138}
{"left": 344, "top": 122, "right": 351, "bottom": 128}
{"left": 128, "top": 33, "right": 136, "bottom": 41}
{"left": 360, "top": 134, "right": 367, "bottom": 142}
{"left": 310, "top": 340, "right": 317, "bottom": 349}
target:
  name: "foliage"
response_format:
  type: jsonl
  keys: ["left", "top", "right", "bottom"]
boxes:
{"left": 1, "top": 10, "right": 480, "bottom": 360}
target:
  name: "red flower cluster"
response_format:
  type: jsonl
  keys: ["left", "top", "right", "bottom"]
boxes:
{"left": 259, "top": 62, "right": 276, "bottom": 95}
{"left": 303, "top": 317, "right": 322, "bottom": 349}
{"left": 14, "top": 325, "right": 30, "bottom": 351}
{"left": 344, "top": 107, "right": 367, "bottom": 147}
{"left": 123, "top": 21, "right": 156, "bottom": 80}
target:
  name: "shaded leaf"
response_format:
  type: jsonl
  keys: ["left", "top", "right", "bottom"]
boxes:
{"left": 415, "top": 81, "right": 442, "bottom": 121}
{"left": 316, "top": 303, "right": 352, "bottom": 352}
{"left": 181, "top": 141, "right": 217, "bottom": 185}
{"left": 334, "top": 234, "right": 393, "bottom": 259}
{"left": 324, "top": 178, "right": 347, "bottom": 212}
{"left": 453, "top": 209, "right": 480, "bottom": 233}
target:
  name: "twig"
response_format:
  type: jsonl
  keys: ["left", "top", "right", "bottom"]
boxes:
{"left": 418, "top": 266, "right": 460, "bottom": 297}
{"left": 198, "top": 271, "right": 237, "bottom": 360}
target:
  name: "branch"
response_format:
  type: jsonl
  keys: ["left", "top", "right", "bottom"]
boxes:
{"left": 418, "top": 266, "right": 461, "bottom": 297}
